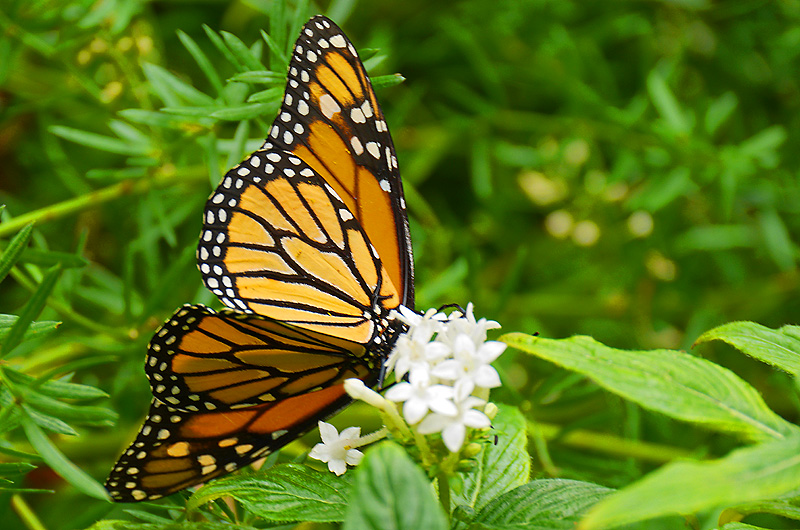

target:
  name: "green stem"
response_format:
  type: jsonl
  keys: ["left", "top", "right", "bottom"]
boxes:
{"left": 11, "top": 495, "right": 47, "bottom": 530}
{"left": 530, "top": 420, "right": 695, "bottom": 463}
{"left": 436, "top": 469, "right": 451, "bottom": 517}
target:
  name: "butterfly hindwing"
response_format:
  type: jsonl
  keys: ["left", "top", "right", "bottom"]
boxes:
{"left": 146, "top": 304, "right": 376, "bottom": 411}
{"left": 198, "top": 149, "right": 399, "bottom": 344}
{"left": 105, "top": 382, "right": 354, "bottom": 501}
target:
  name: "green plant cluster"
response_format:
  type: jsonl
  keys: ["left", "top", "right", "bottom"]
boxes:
{"left": 2, "top": 0, "right": 800, "bottom": 529}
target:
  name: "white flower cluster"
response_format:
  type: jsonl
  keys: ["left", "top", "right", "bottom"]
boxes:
{"left": 383, "top": 303, "right": 505, "bottom": 452}
{"left": 309, "top": 304, "right": 505, "bottom": 475}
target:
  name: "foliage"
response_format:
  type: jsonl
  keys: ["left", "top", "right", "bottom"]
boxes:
{"left": 1, "top": 0, "right": 800, "bottom": 529}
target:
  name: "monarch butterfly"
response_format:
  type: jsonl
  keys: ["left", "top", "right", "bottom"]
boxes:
{"left": 105, "top": 14, "right": 413, "bottom": 502}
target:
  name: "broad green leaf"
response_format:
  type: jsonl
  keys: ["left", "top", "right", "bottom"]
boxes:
{"left": 49, "top": 126, "right": 150, "bottom": 156}
{"left": 696, "top": 321, "right": 800, "bottom": 377}
{"left": 21, "top": 415, "right": 108, "bottom": 500}
{"left": 581, "top": 435, "right": 800, "bottom": 530}
{"left": 2, "top": 264, "right": 63, "bottom": 357}
{"left": 452, "top": 404, "right": 529, "bottom": 520}
{"left": 720, "top": 500, "right": 800, "bottom": 524}
{"left": 502, "top": 333, "right": 797, "bottom": 442}
{"left": 0, "top": 222, "right": 33, "bottom": 285}
{"left": 85, "top": 523, "right": 259, "bottom": 530}
{"left": 719, "top": 524, "right": 764, "bottom": 530}
{"left": 188, "top": 463, "right": 350, "bottom": 522}
{"left": 471, "top": 479, "right": 612, "bottom": 530}
{"left": 343, "top": 442, "right": 447, "bottom": 530}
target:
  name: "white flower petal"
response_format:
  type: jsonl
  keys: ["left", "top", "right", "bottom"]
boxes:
{"left": 329, "top": 459, "right": 347, "bottom": 476}
{"left": 385, "top": 382, "right": 413, "bottom": 402}
{"left": 463, "top": 409, "right": 491, "bottom": 429}
{"left": 344, "top": 449, "right": 363, "bottom": 466}
{"left": 441, "top": 421, "right": 466, "bottom": 452}
{"left": 318, "top": 421, "right": 339, "bottom": 444}
{"left": 404, "top": 399, "right": 429, "bottom": 424}
{"left": 417, "top": 413, "right": 448, "bottom": 435}
{"left": 473, "top": 365, "right": 501, "bottom": 388}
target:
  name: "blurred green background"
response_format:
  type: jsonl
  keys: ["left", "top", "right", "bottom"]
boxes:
{"left": 1, "top": 0, "right": 800, "bottom": 528}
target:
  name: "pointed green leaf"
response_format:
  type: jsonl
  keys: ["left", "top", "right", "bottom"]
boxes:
{"left": 2, "top": 264, "right": 63, "bottom": 357}
{"left": 757, "top": 208, "right": 795, "bottom": 271}
{"left": 85, "top": 522, "right": 259, "bottom": 530}
{"left": 696, "top": 321, "right": 800, "bottom": 377}
{"left": 0, "top": 222, "right": 33, "bottom": 285}
{"left": 452, "top": 404, "right": 529, "bottom": 519}
{"left": 22, "top": 404, "right": 77, "bottom": 436}
{"left": 220, "top": 32, "right": 265, "bottom": 71}
{"left": 581, "top": 435, "right": 800, "bottom": 530}
{"left": 471, "top": 479, "right": 612, "bottom": 530}
{"left": 647, "top": 69, "right": 691, "bottom": 134}
{"left": 228, "top": 70, "right": 282, "bottom": 84}
{"left": 0, "top": 316, "right": 59, "bottom": 343}
{"left": 705, "top": 91, "right": 738, "bottom": 136}
{"left": 177, "top": 30, "right": 224, "bottom": 97}
{"left": 188, "top": 463, "right": 351, "bottom": 521}
{"left": 371, "top": 73, "right": 406, "bottom": 89}
{"left": 502, "top": 333, "right": 797, "bottom": 442}
{"left": 210, "top": 102, "right": 274, "bottom": 121}
{"left": 49, "top": 126, "right": 150, "bottom": 156}
{"left": 21, "top": 415, "right": 108, "bottom": 500}
{"left": 344, "top": 442, "right": 447, "bottom": 530}
{"left": 142, "top": 62, "right": 215, "bottom": 106}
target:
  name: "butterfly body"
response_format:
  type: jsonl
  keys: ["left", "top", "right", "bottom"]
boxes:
{"left": 105, "top": 14, "right": 413, "bottom": 502}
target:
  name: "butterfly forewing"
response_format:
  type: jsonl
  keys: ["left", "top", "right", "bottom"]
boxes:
{"left": 198, "top": 150, "right": 399, "bottom": 343}
{"left": 145, "top": 304, "right": 376, "bottom": 411}
{"left": 265, "top": 15, "right": 413, "bottom": 307}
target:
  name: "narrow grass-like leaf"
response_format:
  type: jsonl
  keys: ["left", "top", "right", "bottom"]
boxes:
{"left": 696, "top": 321, "right": 800, "bottom": 377}
{"left": 452, "top": 404, "right": 529, "bottom": 520}
{"left": 210, "top": 102, "right": 274, "bottom": 121}
{"left": 229, "top": 70, "right": 282, "bottom": 84}
{"left": 471, "top": 479, "right": 613, "bottom": 530}
{"left": 371, "top": 73, "right": 405, "bottom": 89}
{"left": 21, "top": 404, "right": 77, "bottom": 436}
{"left": 705, "top": 91, "right": 738, "bottom": 136}
{"left": 225, "top": 120, "right": 250, "bottom": 171}
{"left": 261, "top": 30, "right": 289, "bottom": 71}
{"left": 246, "top": 86, "right": 283, "bottom": 103}
{"left": 118, "top": 109, "right": 214, "bottom": 129}
{"left": 86, "top": 521, "right": 259, "bottom": 530}
{"left": 221, "top": 32, "right": 265, "bottom": 71}
{"left": 21, "top": 415, "right": 108, "bottom": 500}
{"left": 757, "top": 208, "right": 795, "bottom": 271}
{"left": 343, "top": 442, "right": 447, "bottom": 530}
{"left": 203, "top": 25, "right": 243, "bottom": 71}
{"left": 2, "top": 264, "right": 63, "bottom": 357}
{"left": 3, "top": 367, "right": 108, "bottom": 400}
{"left": 647, "top": 69, "right": 691, "bottom": 134}
{"left": 0, "top": 316, "right": 59, "bottom": 343}
{"left": 0, "top": 222, "right": 33, "bottom": 285}
{"left": 21, "top": 388, "right": 116, "bottom": 426}
{"left": 17, "top": 248, "right": 88, "bottom": 268}
{"left": 188, "top": 463, "right": 350, "bottom": 521}
{"left": 142, "top": 63, "right": 215, "bottom": 106}
{"left": 177, "top": 30, "right": 224, "bottom": 97}
{"left": 49, "top": 126, "right": 150, "bottom": 156}
{"left": 502, "top": 333, "right": 797, "bottom": 442}
{"left": 580, "top": 435, "right": 800, "bottom": 530}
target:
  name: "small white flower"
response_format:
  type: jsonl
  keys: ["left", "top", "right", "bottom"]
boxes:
{"left": 385, "top": 371, "right": 457, "bottom": 424}
{"left": 432, "top": 333, "right": 504, "bottom": 396}
{"left": 416, "top": 396, "right": 491, "bottom": 452}
{"left": 344, "top": 378, "right": 388, "bottom": 409}
{"left": 308, "top": 422, "right": 363, "bottom": 475}
{"left": 385, "top": 330, "right": 450, "bottom": 381}
{"left": 440, "top": 302, "right": 501, "bottom": 347}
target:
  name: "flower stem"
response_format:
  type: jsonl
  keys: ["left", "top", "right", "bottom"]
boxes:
{"left": 436, "top": 469, "right": 451, "bottom": 517}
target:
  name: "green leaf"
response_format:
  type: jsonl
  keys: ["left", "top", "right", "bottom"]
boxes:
{"left": 502, "top": 333, "right": 797, "bottom": 442}
{"left": 188, "top": 463, "right": 351, "bottom": 522}
{"left": 22, "top": 404, "right": 77, "bottom": 436}
{"left": 343, "top": 442, "right": 448, "bottom": 530}
{"left": 371, "top": 73, "right": 406, "bottom": 89}
{"left": 49, "top": 126, "right": 150, "bottom": 156}
{"left": 2, "top": 264, "right": 63, "bottom": 357}
{"left": 647, "top": 69, "right": 691, "bottom": 134}
{"left": 220, "top": 31, "right": 265, "bottom": 71}
{"left": 177, "top": 29, "right": 224, "bottom": 97}
{"left": 580, "top": 435, "right": 800, "bottom": 530}
{"left": 85, "top": 522, "right": 259, "bottom": 530}
{"left": 21, "top": 415, "right": 108, "bottom": 500}
{"left": 118, "top": 109, "right": 214, "bottom": 129}
{"left": 452, "top": 404, "right": 529, "bottom": 519}
{"left": 246, "top": 86, "right": 284, "bottom": 103}
{"left": 210, "top": 102, "right": 275, "bottom": 121}
{"left": 228, "top": 70, "right": 282, "bottom": 84}
{"left": 16, "top": 248, "right": 88, "bottom": 268}
{"left": 757, "top": 208, "right": 795, "bottom": 271}
{"left": 0, "top": 316, "right": 59, "bottom": 344}
{"left": 21, "top": 387, "right": 116, "bottom": 426}
{"left": 695, "top": 322, "right": 800, "bottom": 376}
{"left": 0, "top": 222, "right": 33, "bottom": 285}
{"left": 470, "top": 479, "right": 613, "bottom": 530}
{"left": 704, "top": 91, "right": 738, "bottom": 136}
{"left": 141, "top": 63, "right": 215, "bottom": 107}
